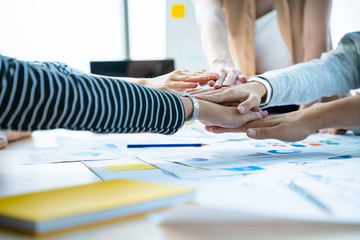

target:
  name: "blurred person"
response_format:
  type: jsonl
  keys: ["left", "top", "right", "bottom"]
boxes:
{"left": 189, "top": 32, "right": 360, "bottom": 141}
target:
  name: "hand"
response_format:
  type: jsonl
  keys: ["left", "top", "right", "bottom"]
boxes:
{"left": 0, "top": 131, "right": 32, "bottom": 149}
{"left": 187, "top": 82, "right": 267, "bottom": 114}
{"left": 180, "top": 97, "right": 267, "bottom": 128}
{"left": 209, "top": 59, "right": 247, "bottom": 89}
{"left": 204, "top": 109, "right": 317, "bottom": 142}
{"left": 197, "top": 100, "right": 268, "bottom": 128}
{"left": 145, "top": 70, "right": 218, "bottom": 91}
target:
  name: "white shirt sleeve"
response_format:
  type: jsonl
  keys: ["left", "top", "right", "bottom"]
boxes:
{"left": 247, "top": 77, "right": 272, "bottom": 107}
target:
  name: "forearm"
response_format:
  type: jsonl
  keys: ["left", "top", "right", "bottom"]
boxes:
{"left": 303, "top": 0, "right": 331, "bottom": 62}
{"left": 0, "top": 55, "right": 184, "bottom": 134}
{"left": 260, "top": 33, "right": 360, "bottom": 107}
{"left": 193, "top": 0, "right": 233, "bottom": 65}
{"left": 304, "top": 94, "right": 360, "bottom": 131}
{"left": 91, "top": 74, "right": 147, "bottom": 86}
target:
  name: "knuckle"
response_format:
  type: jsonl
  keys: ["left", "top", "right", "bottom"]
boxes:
{"left": 260, "top": 128, "right": 270, "bottom": 137}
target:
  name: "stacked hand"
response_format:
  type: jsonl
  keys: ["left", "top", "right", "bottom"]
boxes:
{"left": 209, "top": 60, "right": 247, "bottom": 89}
{"left": 204, "top": 110, "right": 316, "bottom": 142}
{"left": 187, "top": 82, "right": 267, "bottom": 114}
{"left": 186, "top": 81, "right": 318, "bottom": 142}
{"left": 145, "top": 70, "right": 218, "bottom": 91}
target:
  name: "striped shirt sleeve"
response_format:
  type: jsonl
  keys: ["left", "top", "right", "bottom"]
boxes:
{"left": 0, "top": 55, "right": 185, "bottom": 134}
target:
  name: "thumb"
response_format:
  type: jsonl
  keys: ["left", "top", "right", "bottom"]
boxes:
{"left": 237, "top": 95, "right": 261, "bottom": 114}
{"left": 246, "top": 127, "right": 275, "bottom": 140}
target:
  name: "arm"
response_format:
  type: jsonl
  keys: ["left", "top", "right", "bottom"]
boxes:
{"left": 111, "top": 70, "right": 218, "bottom": 91}
{"left": 192, "top": 0, "right": 246, "bottom": 88}
{"left": 30, "top": 61, "right": 218, "bottom": 91}
{"left": 190, "top": 33, "right": 360, "bottom": 111}
{"left": 0, "top": 55, "right": 264, "bottom": 134}
{"left": 262, "top": 33, "right": 360, "bottom": 107}
{"left": 0, "top": 55, "right": 184, "bottom": 135}
{"left": 299, "top": 0, "right": 332, "bottom": 109}
{"left": 302, "top": 0, "right": 332, "bottom": 62}
{"left": 244, "top": 94, "right": 360, "bottom": 141}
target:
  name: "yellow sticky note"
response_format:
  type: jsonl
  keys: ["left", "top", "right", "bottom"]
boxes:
{"left": 103, "top": 163, "right": 158, "bottom": 172}
{"left": 171, "top": 4, "right": 186, "bottom": 18}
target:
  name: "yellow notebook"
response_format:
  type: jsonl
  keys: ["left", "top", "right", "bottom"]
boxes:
{"left": 0, "top": 179, "right": 195, "bottom": 234}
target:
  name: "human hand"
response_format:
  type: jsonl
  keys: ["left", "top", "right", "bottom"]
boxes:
{"left": 301, "top": 99, "right": 348, "bottom": 135}
{"left": 187, "top": 82, "right": 267, "bottom": 114}
{"left": 197, "top": 99, "right": 268, "bottom": 128}
{"left": 0, "top": 131, "right": 32, "bottom": 149}
{"left": 145, "top": 70, "right": 218, "bottom": 91}
{"left": 204, "top": 109, "right": 317, "bottom": 142}
{"left": 209, "top": 59, "right": 247, "bottom": 89}
{"left": 0, "top": 131, "right": 7, "bottom": 149}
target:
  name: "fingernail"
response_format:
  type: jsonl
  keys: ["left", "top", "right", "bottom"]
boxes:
{"left": 239, "top": 106, "right": 246, "bottom": 113}
{"left": 248, "top": 129, "right": 256, "bottom": 137}
{"left": 262, "top": 110, "right": 268, "bottom": 117}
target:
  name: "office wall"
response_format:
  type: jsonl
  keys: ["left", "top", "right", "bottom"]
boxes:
{"left": 166, "top": 0, "right": 208, "bottom": 71}
{"left": 331, "top": 0, "right": 360, "bottom": 47}
{"left": 0, "top": 0, "right": 125, "bottom": 72}
{"left": 166, "top": 0, "right": 360, "bottom": 71}
{"left": 0, "top": 0, "right": 358, "bottom": 74}
{"left": 128, "top": 0, "right": 166, "bottom": 60}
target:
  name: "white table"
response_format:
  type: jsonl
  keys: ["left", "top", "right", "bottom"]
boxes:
{"left": 1, "top": 130, "right": 360, "bottom": 240}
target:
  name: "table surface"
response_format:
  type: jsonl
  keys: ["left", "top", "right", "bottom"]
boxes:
{"left": 1, "top": 130, "right": 360, "bottom": 240}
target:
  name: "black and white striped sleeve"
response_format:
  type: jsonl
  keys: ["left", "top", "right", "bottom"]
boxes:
{"left": 0, "top": 55, "right": 185, "bottom": 135}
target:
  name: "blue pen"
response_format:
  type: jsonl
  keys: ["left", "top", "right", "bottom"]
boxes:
{"left": 127, "top": 143, "right": 206, "bottom": 148}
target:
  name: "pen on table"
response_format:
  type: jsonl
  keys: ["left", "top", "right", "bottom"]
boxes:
{"left": 127, "top": 143, "right": 207, "bottom": 148}
{"left": 288, "top": 181, "right": 332, "bottom": 214}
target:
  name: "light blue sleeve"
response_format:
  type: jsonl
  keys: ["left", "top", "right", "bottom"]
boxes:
{"left": 260, "top": 32, "right": 360, "bottom": 107}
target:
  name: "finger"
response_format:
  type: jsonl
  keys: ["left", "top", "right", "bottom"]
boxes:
{"left": 186, "top": 87, "right": 218, "bottom": 95}
{"left": 237, "top": 95, "right": 261, "bottom": 114}
{"left": 194, "top": 91, "right": 234, "bottom": 103}
{"left": 251, "top": 106, "right": 261, "bottom": 112}
{"left": 326, "top": 128, "right": 348, "bottom": 135}
{"left": 240, "top": 111, "right": 267, "bottom": 126}
{"left": 214, "top": 70, "right": 226, "bottom": 89}
{"left": 172, "top": 82, "right": 198, "bottom": 90}
{"left": 219, "top": 102, "right": 240, "bottom": 107}
{"left": 207, "top": 126, "right": 244, "bottom": 134}
{"left": 223, "top": 69, "right": 240, "bottom": 87}
{"left": 179, "top": 75, "right": 212, "bottom": 83}
{"left": 246, "top": 126, "right": 279, "bottom": 140}
{"left": 193, "top": 71, "right": 218, "bottom": 78}
{"left": 238, "top": 74, "right": 247, "bottom": 83}
{"left": 235, "top": 79, "right": 243, "bottom": 85}
{"left": 0, "top": 131, "right": 8, "bottom": 149}
{"left": 208, "top": 80, "right": 215, "bottom": 87}
{"left": 208, "top": 73, "right": 219, "bottom": 80}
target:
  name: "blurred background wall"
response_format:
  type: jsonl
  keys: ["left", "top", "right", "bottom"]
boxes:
{"left": 0, "top": 0, "right": 359, "bottom": 72}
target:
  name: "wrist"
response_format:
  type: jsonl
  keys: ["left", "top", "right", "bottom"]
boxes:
{"left": 180, "top": 97, "right": 193, "bottom": 119}
{"left": 139, "top": 78, "right": 150, "bottom": 86}
{"left": 301, "top": 103, "right": 325, "bottom": 132}
{"left": 249, "top": 82, "right": 267, "bottom": 99}
{"left": 210, "top": 53, "right": 235, "bottom": 68}
{"left": 179, "top": 93, "right": 199, "bottom": 122}
{"left": 247, "top": 78, "right": 270, "bottom": 106}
